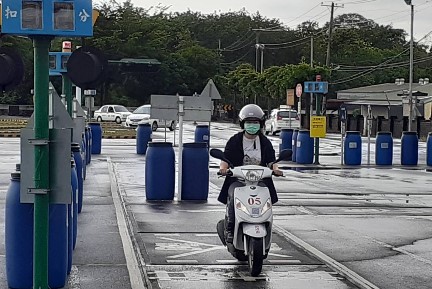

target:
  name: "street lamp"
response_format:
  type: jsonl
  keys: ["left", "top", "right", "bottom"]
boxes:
{"left": 404, "top": 0, "right": 414, "bottom": 131}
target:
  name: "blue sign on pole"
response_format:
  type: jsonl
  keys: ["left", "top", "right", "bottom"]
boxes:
{"left": 49, "top": 52, "right": 72, "bottom": 76}
{"left": 1, "top": 0, "right": 93, "bottom": 37}
{"left": 303, "top": 81, "right": 329, "bottom": 94}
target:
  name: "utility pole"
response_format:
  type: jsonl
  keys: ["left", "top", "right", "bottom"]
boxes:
{"left": 252, "top": 28, "right": 286, "bottom": 72}
{"left": 408, "top": 2, "right": 414, "bottom": 131}
{"left": 322, "top": 2, "right": 344, "bottom": 67}
{"left": 255, "top": 31, "right": 260, "bottom": 72}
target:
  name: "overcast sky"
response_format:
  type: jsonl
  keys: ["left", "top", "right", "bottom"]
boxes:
{"left": 129, "top": 0, "right": 432, "bottom": 44}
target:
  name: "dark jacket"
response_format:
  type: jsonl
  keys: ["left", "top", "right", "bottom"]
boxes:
{"left": 218, "top": 131, "right": 278, "bottom": 204}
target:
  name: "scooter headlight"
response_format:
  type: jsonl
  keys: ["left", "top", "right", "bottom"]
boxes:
{"left": 235, "top": 198, "right": 250, "bottom": 215}
{"left": 260, "top": 198, "right": 272, "bottom": 216}
{"left": 241, "top": 169, "right": 264, "bottom": 182}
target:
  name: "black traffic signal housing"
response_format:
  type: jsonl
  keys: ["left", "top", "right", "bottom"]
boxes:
{"left": 66, "top": 46, "right": 108, "bottom": 90}
{"left": 0, "top": 47, "right": 25, "bottom": 92}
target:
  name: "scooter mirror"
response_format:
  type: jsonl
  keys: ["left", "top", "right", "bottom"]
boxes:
{"left": 277, "top": 149, "right": 292, "bottom": 162}
{"left": 210, "top": 148, "right": 225, "bottom": 160}
{"left": 210, "top": 149, "right": 233, "bottom": 167}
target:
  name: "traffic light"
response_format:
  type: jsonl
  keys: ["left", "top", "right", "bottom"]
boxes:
{"left": 66, "top": 46, "right": 108, "bottom": 90}
{"left": 0, "top": 47, "right": 25, "bottom": 92}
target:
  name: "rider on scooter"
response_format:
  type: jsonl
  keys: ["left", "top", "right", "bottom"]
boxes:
{"left": 218, "top": 104, "right": 283, "bottom": 243}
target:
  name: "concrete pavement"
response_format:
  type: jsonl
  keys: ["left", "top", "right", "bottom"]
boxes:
{"left": 1, "top": 122, "right": 432, "bottom": 289}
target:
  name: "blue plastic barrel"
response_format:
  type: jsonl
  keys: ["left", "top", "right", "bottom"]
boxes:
{"left": 279, "top": 129, "right": 293, "bottom": 154}
{"left": 427, "top": 132, "right": 432, "bottom": 166}
{"left": 136, "top": 123, "right": 152, "bottom": 154}
{"left": 195, "top": 125, "right": 210, "bottom": 147}
{"left": 81, "top": 132, "right": 87, "bottom": 180}
{"left": 67, "top": 160, "right": 74, "bottom": 274}
{"left": 401, "top": 131, "right": 418, "bottom": 166}
{"left": 72, "top": 143, "right": 84, "bottom": 213}
{"left": 89, "top": 122, "right": 102, "bottom": 154}
{"left": 181, "top": 143, "right": 209, "bottom": 200}
{"left": 88, "top": 126, "right": 92, "bottom": 163}
{"left": 6, "top": 172, "right": 33, "bottom": 289}
{"left": 71, "top": 158, "right": 78, "bottom": 249}
{"left": 49, "top": 203, "right": 68, "bottom": 287}
{"left": 344, "top": 131, "right": 362, "bottom": 165}
{"left": 6, "top": 172, "right": 68, "bottom": 288}
{"left": 292, "top": 129, "right": 299, "bottom": 162}
{"left": 145, "top": 142, "right": 175, "bottom": 200}
{"left": 296, "top": 130, "right": 314, "bottom": 164}
{"left": 375, "top": 132, "right": 393, "bottom": 165}
{"left": 85, "top": 126, "right": 90, "bottom": 164}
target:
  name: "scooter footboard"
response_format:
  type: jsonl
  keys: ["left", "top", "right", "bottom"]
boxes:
{"left": 243, "top": 223, "right": 267, "bottom": 238}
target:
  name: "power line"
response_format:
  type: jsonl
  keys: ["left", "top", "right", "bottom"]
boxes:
{"left": 220, "top": 48, "right": 253, "bottom": 65}
{"left": 223, "top": 30, "right": 255, "bottom": 50}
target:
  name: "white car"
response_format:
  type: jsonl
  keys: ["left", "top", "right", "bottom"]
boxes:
{"left": 94, "top": 105, "right": 131, "bottom": 124}
{"left": 126, "top": 104, "right": 177, "bottom": 131}
{"left": 265, "top": 108, "right": 300, "bottom": 135}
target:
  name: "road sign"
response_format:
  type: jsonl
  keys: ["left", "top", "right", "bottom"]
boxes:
{"left": 200, "top": 79, "right": 222, "bottom": 100}
{"left": 304, "top": 81, "right": 328, "bottom": 94}
{"left": 310, "top": 116, "right": 326, "bottom": 138}
{"left": 49, "top": 52, "right": 72, "bottom": 76}
{"left": 1, "top": 0, "right": 93, "bottom": 36}
{"left": 295, "top": 83, "right": 303, "bottom": 97}
{"left": 286, "top": 89, "right": 295, "bottom": 106}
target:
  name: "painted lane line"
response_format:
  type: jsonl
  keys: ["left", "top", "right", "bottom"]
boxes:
{"left": 268, "top": 260, "right": 302, "bottom": 264}
{"left": 154, "top": 233, "right": 180, "bottom": 237}
{"left": 157, "top": 236, "right": 221, "bottom": 248}
{"left": 267, "top": 252, "right": 294, "bottom": 258}
{"left": 195, "top": 233, "right": 219, "bottom": 237}
{"left": 166, "top": 260, "right": 199, "bottom": 264}
{"left": 168, "top": 245, "right": 225, "bottom": 259}
{"left": 216, "top": 260, "right": 242, "bottom": 264}
{"left": 274, "top": 224, "right": 380, "bottom": 289}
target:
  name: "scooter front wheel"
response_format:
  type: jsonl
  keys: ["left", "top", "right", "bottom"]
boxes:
{"left": 248, "top": 237, "right": 264, "bottom": 277}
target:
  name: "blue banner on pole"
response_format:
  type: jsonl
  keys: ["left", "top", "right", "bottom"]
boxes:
{"left": 303, "top": 81, "right": 329, "bottom": 94}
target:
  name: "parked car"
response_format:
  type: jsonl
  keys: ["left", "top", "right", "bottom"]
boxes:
{"left": 94, "top": 105, "right": 131, "bottom": 124}
{"left": 126, "top": 104, "right": 177, "bottom": 131}
{"left": 265, "top": 107, "right": 300, "bottom": 135}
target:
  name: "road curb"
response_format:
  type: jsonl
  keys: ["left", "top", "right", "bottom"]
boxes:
{"left": 274, "top": 225, "right": 380, "bottom": 289}
{"left": 108, "top": 158, "right": 152, "bottom": 289}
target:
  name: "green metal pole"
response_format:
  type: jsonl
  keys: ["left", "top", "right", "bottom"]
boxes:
{"left": 62, "top": 75, "right": 73, "bottom": 116}
{"left": 314, "top": 94, "right": 322, "bottom": 164}
{"left": 33, "top": 36, "right": 52, "bottom": 289}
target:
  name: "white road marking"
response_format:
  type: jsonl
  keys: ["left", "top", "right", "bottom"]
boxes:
{"left": 157, "top": 236, "right": 220, "bottom": 248}
{"left": 169, "top": 246, "right": 225, "bottom": 259}
{"left": 267, "top": 252, "right": 294, "bottom": 258}
{"left": 166, "top": 260, "right": 199, "bottom": 264}
{"left": 268, "top": 260, "right": 302, "bottom": 264}
{"left": 195, "top": 233, "right": 219, "bottom": 237}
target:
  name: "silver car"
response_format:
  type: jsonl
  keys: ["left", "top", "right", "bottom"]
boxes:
{"left": 126, "top": 104, "right": 177, "bottom": 131}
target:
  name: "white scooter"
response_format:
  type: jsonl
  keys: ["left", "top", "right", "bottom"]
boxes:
{"left": 210, "top": 148, "right": 292, "bottom": 277}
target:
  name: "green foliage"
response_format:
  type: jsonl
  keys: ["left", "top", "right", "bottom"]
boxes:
{"left": 0, "top": 1, "right": 430, "bottom": 107}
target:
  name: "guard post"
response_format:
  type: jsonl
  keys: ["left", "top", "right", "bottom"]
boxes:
{"left": 1, "top": 1, "right": 94, "bottom": 287}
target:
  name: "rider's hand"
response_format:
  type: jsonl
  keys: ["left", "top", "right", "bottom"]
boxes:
{"left": 273, "top": 169, "right": 283, "bottom": 177}
{"left": 219, "top": 168, "right": 229, "bottom": 176}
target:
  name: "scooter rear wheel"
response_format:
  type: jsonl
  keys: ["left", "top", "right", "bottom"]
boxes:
{"left": 248, "top": 237, "right": 264, "bottom": 277}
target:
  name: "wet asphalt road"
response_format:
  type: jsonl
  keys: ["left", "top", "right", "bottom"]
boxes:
{"left": 1, "top": 122, "right": 432, "bottom": 289}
